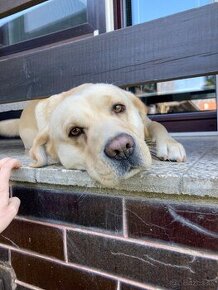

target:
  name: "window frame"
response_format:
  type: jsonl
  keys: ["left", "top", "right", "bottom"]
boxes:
{"left": 0, "top": 0, "right": 106, "bottom": 56}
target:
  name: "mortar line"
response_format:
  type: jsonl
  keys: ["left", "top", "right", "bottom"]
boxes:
{"left": 12, "top": 217, "right": 218, "bottom": 261}
{"left": 15, "top": 280, "right": 44, "bottom": 290}
{"left": 122, "top": 198, "right": 128, "bottom": 238}
{"left": 63, "top": 228, "right": 68, "bottom": 263}
{"left": 117, "top": 280, "right": 121, "bottom": 290}
{"left": 7, "top": 244, "right": 162, "bottom": 290}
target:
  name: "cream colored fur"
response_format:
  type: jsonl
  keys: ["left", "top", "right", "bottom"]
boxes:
{"left": 0, "top": 119, "right": 20, "bottom": 136}
{"left": 0, "top": 83, "right": 186, "bottom": 186}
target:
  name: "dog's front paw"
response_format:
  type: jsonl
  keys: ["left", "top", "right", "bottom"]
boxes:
{"left": 156, "top": 138, "right": 186, "bottom": 162}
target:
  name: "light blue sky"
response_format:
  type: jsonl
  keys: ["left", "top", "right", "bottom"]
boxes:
{"left": 160, "top": 77, "right": 207, "bottom": 94}
{"left": 131, "top": 0, "right": 214, "bottom": 24}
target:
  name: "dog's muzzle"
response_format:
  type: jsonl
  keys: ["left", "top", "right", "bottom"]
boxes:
{"left": 103, "top": 133, "right": 145, "bottom": 177}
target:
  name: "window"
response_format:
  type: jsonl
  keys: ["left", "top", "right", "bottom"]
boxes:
{"left": 125, "top": 76, "right": 217, "bottom": 132}
{"left": 0, "top": 0, "right": 106, "bottom": 126}
{"left": 124, "top": 0, "right": 215, "bottom": 27}
{"left": 0, "top": 0, "right": 105, "bottom": 56}
{"left": 115, "top": 0, "right": 217, "bottom": 133}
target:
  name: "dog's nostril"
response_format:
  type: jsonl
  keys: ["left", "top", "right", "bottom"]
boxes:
{"left": 104, "top": 133, "right": 135, "bottom": 160}
{"left": 126, "top": 143, "right": 131, "bottom": 149}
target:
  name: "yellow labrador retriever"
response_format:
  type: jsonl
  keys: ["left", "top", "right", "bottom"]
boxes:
{"left": 0, "top": 83, "right": 186, "bottom": 186}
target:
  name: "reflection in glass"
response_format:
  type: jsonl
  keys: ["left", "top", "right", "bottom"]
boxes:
{"left": 126, "top": 76, "right": 217, "bottom": 115}
{"left": 131, "top": 0, "right": 214, "bottom": 25}
{"left": 0, "top": 0, "right": 87, "bottom": 46}
{"left": 125, "top": 1, "right": 217, "bottom": 117}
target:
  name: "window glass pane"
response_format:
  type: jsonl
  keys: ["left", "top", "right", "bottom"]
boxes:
{"left": 126, "top": 76, "right": 216, "bottom": 115}
{"left": 0, "top": 0, "right": 87, "bottom": 46}
{"left": 125, "top": 76, "right": 217, "bottom": 132}
{"left": 127, "top": 1, "right": 217, "bottom": 132}
{"left": 131, "top": 0, "right": 214, "bottom": 25}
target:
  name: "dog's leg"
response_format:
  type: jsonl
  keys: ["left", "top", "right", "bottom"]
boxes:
{"left": 145, "top": 117, "right": 186, "bottom": 162}
{"left": 29, "top": 127, "right": 49, "bottom": 167}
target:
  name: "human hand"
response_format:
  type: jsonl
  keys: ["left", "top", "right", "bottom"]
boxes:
{"left": 0, "top": 158, "right": 21, "bottom": 233}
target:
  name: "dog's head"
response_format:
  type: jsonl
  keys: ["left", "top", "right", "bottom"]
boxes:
{"left": 30, "top": 84, "right": 152, "bottom": 186}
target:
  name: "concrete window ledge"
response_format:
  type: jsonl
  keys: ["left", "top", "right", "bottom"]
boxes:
{"left": 0, "top": 136, "right": 217, "bottom": 198}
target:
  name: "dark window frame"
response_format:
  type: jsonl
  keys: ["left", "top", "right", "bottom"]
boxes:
{"left": 0, "top": 0, "right": 106, "bottom": 56}
{"left": 0, "top": 0, "right": 48, "bottom": 18}
{"left": 150, "top": 111, "right": 217, "bottom": 133}
{"left": 113, "top": 0, "right": 132, "bottom": 29}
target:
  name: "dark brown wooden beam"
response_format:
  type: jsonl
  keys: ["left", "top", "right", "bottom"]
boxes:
{"left": 0, "top": 0, "right": 47, "bottom": 18}
{"left": 150, "top": 111, "right": 217, "bottom": 132}
{"left": 0, "top": 4, "right": 218, "bottom": 103}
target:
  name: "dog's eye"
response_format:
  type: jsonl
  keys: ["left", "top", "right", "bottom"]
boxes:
{"left": 112, "top": 104, "right": 126, "bottom": 113}
{"left": 69, "top": 127, "right": 84, "bottom": 137}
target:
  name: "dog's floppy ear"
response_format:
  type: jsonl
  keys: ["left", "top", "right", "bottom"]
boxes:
{"left": 124, "top": 90, "right": 148, "bottom": 117}
{"left": 125, "top": 90, "right": 149, "bottom": 137}
{"left": 132, "top": 95, "right": 148, "bottom": 118}
{"left": 29, "top": 126, "right": 49, "bottom": 167}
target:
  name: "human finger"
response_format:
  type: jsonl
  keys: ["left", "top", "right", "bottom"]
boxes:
{"left": 0, "top": 197, "right": 20, "bottom": 233}
{"left": 0, "top": 157, "right": 11, "bottom": 168}
{"left": 0, "top": 159, "right": 21, "bottom": 205}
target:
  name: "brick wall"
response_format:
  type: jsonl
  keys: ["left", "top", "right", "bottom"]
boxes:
{"left": 0, "top": 183, "right": 217, "bottom": 290}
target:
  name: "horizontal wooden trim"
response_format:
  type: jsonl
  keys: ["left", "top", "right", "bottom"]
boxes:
{"left": 0, "top": 0, "right": 48, "bottom": 18}
{"left": 149, "top": 111, "right": 217, "bottom": 122}
{"left": 0, "top": 4, "right": 218, "bottom": 103}
{"left": 150, "top": 111, "right": 217, "bottom": 132}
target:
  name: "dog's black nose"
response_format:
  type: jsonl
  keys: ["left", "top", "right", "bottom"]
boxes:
{"left": 104, "top": 133, "right": 135, "bottom": 160}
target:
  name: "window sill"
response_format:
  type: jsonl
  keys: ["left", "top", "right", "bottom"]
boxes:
{"left": 1, "top": 137, "right": 217, "bottom": 198}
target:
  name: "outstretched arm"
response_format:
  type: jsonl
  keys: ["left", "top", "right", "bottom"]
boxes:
{"left": 0, "top": 158, "right": 21, "bottom": 233}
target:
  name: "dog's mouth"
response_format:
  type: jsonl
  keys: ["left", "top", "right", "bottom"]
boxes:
{"left": 86, "top": 133, "right": 152, "bottom": 186}
{"left": 118, "top": 156, "right": 145, "bottom": 176}
{"left": 103, "top": 148, "right": 148, "bottom": 179}
{"left": 103, "top": 133, "right": 149, "bottom": 175}
{"left": 92, "top": 156, "right": 146, "bottom": 186}
{"left": 122, "top": 163, "right": 143, "bottom": 180}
